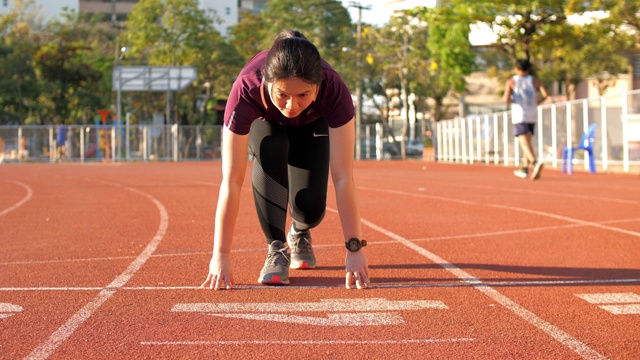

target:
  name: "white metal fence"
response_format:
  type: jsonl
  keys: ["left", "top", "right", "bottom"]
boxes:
{"left": 436, "top": 89, "right": 640, "bottom": 173}
{"left": 0, "top": 123, "right": 224, "bottom": 163}
{"left": 5, "top": 90, "right": 637, "bottom": 169}
{"left": 0, "top": 122, "right": 412, "bottom": 163}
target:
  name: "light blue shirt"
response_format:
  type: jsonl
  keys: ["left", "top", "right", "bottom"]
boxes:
{"left": 511, "top": 75, "right": 537, "bottom": 124}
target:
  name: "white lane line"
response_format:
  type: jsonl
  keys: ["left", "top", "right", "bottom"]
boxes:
{"left": 3, "top": 215, "right": 637, "bottom": 267}
{"left": 428, "top": 181, "right": 640, "bottom": 206}
{"left": 485, "top": 203, "right": 640, "bottom": 238}
{"left": 141, "top": 338, "right": 475, "bottom": 346}
{"left": 0, "top": 180, "right": 33, "bottom": 217}
{"left": 25, "top": 182, "right": 169, "bottom": 360}
{"left": 0, "top": 287, "right": 104, "bottom": 291}
{"left": 2, "top": 278, "right": 639, "bottom": 292}
{"left": 408, "top": 217, "right": 638, "bottom": 243}
{"left": 363, "top": 218, "right": 607, "bottom": 359}
{"left": 362, "top": 186, "right": 640, "bottom": 238}
{"left": 327, "top": 204, "right": 608, "bottom": 359}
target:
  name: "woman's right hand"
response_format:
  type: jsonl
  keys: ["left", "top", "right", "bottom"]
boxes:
{"left": 200, "top": 253, "right": 234, "bottom": 290}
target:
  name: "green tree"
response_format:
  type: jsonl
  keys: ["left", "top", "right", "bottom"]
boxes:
{"left": 258, "top": 0, "right": 355, "bottom": 79}
{"left": 32, "top": 11, "right": 107, "bottom": 125}
{"left": 120, "top": 0, "right": 242, "bottom": 158}
{"left": 419, "top": 5, "right": 475, "bottom": 123}
{"left": 455, "top": 0, "right": 567, "bottom": 61}
{"left": 374, "top": 5, "right": 474, "bottom": 138}
{"left": 0, "top": 0, "right": 44, "bottom": 124}
{"left": 535, "top": 19, "right": 631, "bottom": 100}
{"left": 568, "top": 0, "right": 640, "bottom": 39}
{"left": 359, "top": 24, "right": 390, "bottom": 124}
{"left": 372, "top": 13, "right": 423, "bottom": 156}
{"left": 228, "top": 12, "right": 266, "bottom": 62}
{"left": 120, "top": 0, "right": 241, "bottom": 127}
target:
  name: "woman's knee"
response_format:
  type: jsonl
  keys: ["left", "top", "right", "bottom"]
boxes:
{"left": 290, "top": 190, "right": 326, "bottom": 228}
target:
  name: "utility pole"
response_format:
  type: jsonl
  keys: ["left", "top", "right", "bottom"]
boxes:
{"left": 348, "top": 1, "right": 371, "bottom": 160}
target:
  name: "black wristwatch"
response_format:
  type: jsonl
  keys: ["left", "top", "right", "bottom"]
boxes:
{"left": 345, "top": 238, "right": 367, "bottom": 252}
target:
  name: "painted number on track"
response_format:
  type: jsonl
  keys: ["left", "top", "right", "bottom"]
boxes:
{"left": 576, "top": 292, "right": 640, "bottom": 315}
{"left": 0, "top": 303, "right": 23, "bottom": 319}
{"left": 172, "top": 298, "right": 447, "bottom": 326}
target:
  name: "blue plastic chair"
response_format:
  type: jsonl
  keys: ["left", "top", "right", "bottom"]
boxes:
{"left": 562, "top": 123, "right": 597, "bottom": 175}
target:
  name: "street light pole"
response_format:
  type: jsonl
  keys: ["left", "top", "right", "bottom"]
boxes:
{"left": 348, "top": 1, "right": 371, "bottom": 160}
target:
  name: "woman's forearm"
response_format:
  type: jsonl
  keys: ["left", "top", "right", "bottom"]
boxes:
{"left": 333, "top": 177, "right": 362, "bottom": 241}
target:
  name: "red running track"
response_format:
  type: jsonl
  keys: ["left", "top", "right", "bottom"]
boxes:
{"left": 1, "top": 161, "right": 639, "bottom": 359}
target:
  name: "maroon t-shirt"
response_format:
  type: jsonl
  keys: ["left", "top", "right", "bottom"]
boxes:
{"left": 224, "top": 50, "right": 355, "bottom": 135}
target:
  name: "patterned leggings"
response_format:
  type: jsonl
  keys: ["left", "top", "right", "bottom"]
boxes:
{"left": 248, "top": 118, "right": 330, "bottom": 244}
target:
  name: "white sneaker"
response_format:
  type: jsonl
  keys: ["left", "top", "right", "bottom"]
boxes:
{"left": 287, "top": 224, "right": 317, "bottom": 269}
{"left": 531, "top": 161, "right": 544, "bottom": 180}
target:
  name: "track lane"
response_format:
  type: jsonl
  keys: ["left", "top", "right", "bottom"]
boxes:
{"left": 0, "top": 162, "right": 638, "bottom": 359}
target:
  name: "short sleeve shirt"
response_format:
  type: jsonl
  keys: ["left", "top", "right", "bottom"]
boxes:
{"left": 510, "top": 75, "right": 537, "bottom": 124}
{"left": 224, "top": 50, "right": 355, "bottom": 135}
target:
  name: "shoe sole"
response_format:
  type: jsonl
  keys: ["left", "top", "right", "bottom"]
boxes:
{"left": 290, "top": 261, "right": 316, "bottom": 270}
{"left": 513, "top": 171, "right": 528, "bottom": 179}
{"left": 258, "top": 275, "right": 290, "bottom": 285}
{"left": 531, "top": 163, "right": 544, "bottom": 180}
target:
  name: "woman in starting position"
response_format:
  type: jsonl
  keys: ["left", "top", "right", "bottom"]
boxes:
{"left": 201, "top": 30, "right": 370, "bottom": 290}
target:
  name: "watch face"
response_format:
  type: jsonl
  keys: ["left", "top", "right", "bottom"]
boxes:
{"left": 347, "top": 238, "right": 361, "bottom": 252}
{"left": 348, "top": 239, "right": 359, "bottom": 251}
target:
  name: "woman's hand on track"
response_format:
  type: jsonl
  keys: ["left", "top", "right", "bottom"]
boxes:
{"left": 200, "top": 253, "right": 234, "bottom": 290}
{"left": 345, "top": 251, "right": 370, "bottom": 289}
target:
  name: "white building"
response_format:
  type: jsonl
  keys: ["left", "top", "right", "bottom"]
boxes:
{"left": 0, "top": 0, "right": 245, "bottom": 37}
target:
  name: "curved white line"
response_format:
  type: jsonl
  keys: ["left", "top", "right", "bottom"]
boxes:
{"left": 26, "top": 182, "right": 169, "bottom": 360}
{"left": 0, "top": 181, "right": 33, "bottom": 217}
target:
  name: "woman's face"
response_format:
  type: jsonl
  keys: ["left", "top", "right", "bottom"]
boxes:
{"left": 267, "top": 77, "right": 318, "bottom": 118}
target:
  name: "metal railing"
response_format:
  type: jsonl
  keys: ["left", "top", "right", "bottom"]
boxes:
{"left": 0, "top": 123, "right": 224, "bottom": 163}
{"left": 435, "top": 89, "right": 640, "bottom": 173}
{"left": 8, "top": 89, "right": 637, "bottom": 171}
{"left": 0, "top": 122, "right": 409, "bottom": 163}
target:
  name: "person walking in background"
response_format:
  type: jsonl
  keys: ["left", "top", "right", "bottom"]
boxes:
{"left": 56, "top": 124, "right": 68, "bottom": 161}
{"left": 201, "top": 30, "right": 370, "bottom": 290}
{"left": 504, "top": 59, "right": 549, "bottom": 180}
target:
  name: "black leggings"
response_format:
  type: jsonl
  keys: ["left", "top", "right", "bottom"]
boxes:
{"left": 248, "top": 119, "right": 330, "bottom": 244}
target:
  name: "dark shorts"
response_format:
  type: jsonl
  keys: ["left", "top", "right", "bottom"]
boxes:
{"left": 513, "top": 123, "right": 535, "bottom": 137}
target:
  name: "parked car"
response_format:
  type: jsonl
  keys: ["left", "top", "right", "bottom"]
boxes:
{"left": 405, "top": 139, "right": 424, "bottom": 158}
{"left": 358, "top": 138, "right": 400, "bottom": 160}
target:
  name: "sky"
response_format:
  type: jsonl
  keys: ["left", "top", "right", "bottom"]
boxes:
{"left": 341, "top": 0, "right": 436, "bottom": 28}
{"left": 340, "top": 0, "right": 495, "bottom": 46}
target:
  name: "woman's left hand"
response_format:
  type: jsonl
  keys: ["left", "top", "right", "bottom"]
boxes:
{"left": 345, "top": 251, "right": 370, "bottom": 289}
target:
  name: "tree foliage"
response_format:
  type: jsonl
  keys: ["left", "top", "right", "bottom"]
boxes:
{"left": 33, "top": 12, "right": 108, "bottom": 124}
{"left": 535, "top": 18, "right": 632, "bottom": 99}
{"left": 119, "top": 0, "right": 242, "bottom": 127}
{"left": 0, "top": 0, "right": 43, "bottom": 124}
{"left": 0, "top": 0, "right": 638, "bottom": 127}
{"left": 453, "top": 0, "right": 567, "bottom": 61}
{"left": 247, "top": 0, "right": 355, "bottom": 80}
